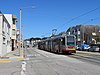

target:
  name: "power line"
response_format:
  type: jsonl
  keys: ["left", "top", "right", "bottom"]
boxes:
{"left": 83, "top": 17, "right": 100, "bottom": 24}
{"left": 57, "top": 6, "right": 100, "bottom": 30}
{"left": 42, "top": 6, "right": 100, "bottom": 37}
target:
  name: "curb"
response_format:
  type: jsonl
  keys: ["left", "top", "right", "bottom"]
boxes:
{"left": 76, "top": 50, "right": 100, "bottom": 55}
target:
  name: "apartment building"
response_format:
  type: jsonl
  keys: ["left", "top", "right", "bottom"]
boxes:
{"left": 4, "top": 14, "right": 17, "bottom": 51}
{"left": 67, "top": 25, "right": 100, "bottom": 46}
{"left": 16, "top": 29, "right": 20, "bottom": 48}
{"left": 0, "top": 12, "right": 11, "bottom": 56}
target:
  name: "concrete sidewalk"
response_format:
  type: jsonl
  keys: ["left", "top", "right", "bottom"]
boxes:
{"left": 76, "top": 50, "right": 100, "bottom": 55}
{"left": 0, "top": 48, "right": 25, "bottom": 62}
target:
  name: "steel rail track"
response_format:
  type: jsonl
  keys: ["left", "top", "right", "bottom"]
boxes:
{"left": 68, "top": 53, "right": 100, "bottom": 66}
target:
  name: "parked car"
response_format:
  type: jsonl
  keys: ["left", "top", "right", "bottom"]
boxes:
{"left": 76, "top": 45, "right": 81, "bottom": 50}
{"left": 89, "top": 46, "right": 99, "bottom": 52}
{"left": 81, "top": 44, "right": 90, "bottom": 51}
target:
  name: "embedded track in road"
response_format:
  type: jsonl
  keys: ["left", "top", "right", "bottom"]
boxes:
{"left": 68, "top": 52, "right": 100, "bottom": 66}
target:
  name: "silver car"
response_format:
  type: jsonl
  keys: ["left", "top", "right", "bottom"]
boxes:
{"left": 89, "top": 46, "right": 99, "bottom": 52}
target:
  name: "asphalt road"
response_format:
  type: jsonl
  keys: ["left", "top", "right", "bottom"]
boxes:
{"left": 0, "top": 47, "right": 100, "bottom": 75}
{"left": 25, "top": 47, "right": 100, "bottom": 75}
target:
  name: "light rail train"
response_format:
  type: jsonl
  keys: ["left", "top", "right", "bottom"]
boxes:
{"left": 38, "top": 34, "right": 76, "bottom": 54}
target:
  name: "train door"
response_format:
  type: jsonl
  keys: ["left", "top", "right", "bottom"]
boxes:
{"left": 59, "top": 37, "right": 66, "bottom": 53}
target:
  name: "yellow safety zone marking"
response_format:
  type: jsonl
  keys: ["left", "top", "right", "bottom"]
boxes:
{"left": 17, "top": 58, "right": 25, "bottom": 61}
{"left": 0, "top": 59, "right": 11, "bottom": 62}
{"left": 0, "top": 58, "right": 25, "bottom": 62}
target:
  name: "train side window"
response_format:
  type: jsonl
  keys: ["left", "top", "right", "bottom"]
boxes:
{"left": 61, "top": 38, "right": 65, "bottom": 45}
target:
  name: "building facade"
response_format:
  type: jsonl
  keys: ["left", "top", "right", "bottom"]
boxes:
{"left": 4, "top": 14, "right": 17, "bottom": 51}
{"left": 67, "top": 25, "right": 100, "bottom": 46}
{"left": 0, "top": 12, "right": 11, "bottom": 56}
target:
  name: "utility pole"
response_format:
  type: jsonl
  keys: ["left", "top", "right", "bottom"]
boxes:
{"left": 19, "top": 8, "right": 23, "bottom": 57}
{"left": 19, "top": 6, "right": 35, "bottom": 57}
{"left": 82, "top": 25, "right": 85, "bottom": 44}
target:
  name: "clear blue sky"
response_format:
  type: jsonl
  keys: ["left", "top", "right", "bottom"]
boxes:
{"left": 0, "top": 0, "right": 100, "bottom": 39}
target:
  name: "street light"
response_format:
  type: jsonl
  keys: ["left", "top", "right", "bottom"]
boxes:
{"left": 19, "top": 6, "right": 35, "bottom": 57}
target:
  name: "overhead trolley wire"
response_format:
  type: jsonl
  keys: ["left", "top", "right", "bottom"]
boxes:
{"left": 43, "top": 6, "right": 100, "bottom": 37}
{"left": 83, "top": 17, "right": 100, "bottom": 24}
{"left": 57, "top": 6, "right": 100, "bottom": 30}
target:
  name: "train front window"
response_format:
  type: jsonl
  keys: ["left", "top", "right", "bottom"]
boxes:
{"left": 67, "top": 36, "right": 75, "bottom": 46}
